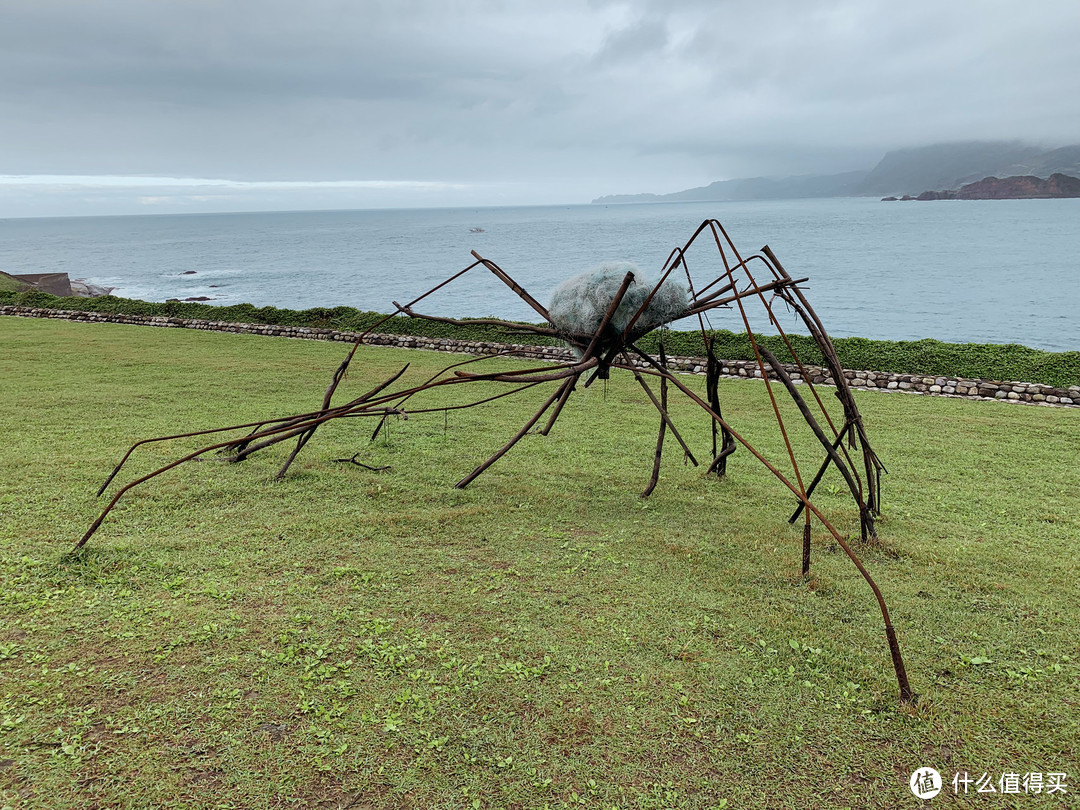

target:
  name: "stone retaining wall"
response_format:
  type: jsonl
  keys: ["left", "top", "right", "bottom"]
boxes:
{"left": 4, "top": 304, "right": 1077, "bottom": 408}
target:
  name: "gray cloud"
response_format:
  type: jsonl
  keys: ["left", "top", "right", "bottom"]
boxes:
{"left": 1, "top": 0, "right": 1078, "bottom": 215}
{"left": 591, "top": 15, "right": 669, "bottom": 66}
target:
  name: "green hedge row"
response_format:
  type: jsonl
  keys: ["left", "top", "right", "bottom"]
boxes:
{"left": 3, "top": 289, "right": 1078, "bottom": 388}
{"left": 637, "top": 330, "right": 1080, "bottom": 388}
{"left": 0, "top": 289, "right": 562, "bottom": 348}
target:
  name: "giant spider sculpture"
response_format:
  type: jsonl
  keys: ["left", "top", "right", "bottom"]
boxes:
{"left": 75, "top": 219, "right": 912, "bottom": 702}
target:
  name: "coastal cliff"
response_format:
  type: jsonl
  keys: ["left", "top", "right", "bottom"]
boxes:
{"left": 886, "top": 173, "right": 1080, "bottom": 201}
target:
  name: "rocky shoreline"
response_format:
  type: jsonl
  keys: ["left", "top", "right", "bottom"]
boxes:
{"left": 0, "top": 270, "right": 114, "bottom": 298}
{"left": 3, "top": 304, "right": 1077, "bottom": 408}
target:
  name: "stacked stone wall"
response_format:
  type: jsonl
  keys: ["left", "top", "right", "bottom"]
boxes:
{"left": 3, "top": 305, "right": 1077, "bottom": 407}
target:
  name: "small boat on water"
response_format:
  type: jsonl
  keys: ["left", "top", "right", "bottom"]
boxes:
{"left": 470, "top": 227, "right": 485, "bottom": 233}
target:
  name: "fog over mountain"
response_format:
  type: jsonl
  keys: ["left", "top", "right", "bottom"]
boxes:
{"left": 593, "top": 142, "right": 1080, "bottom": 203}
{"left": 856, "top": 142, "right": 1080, "bottom": 196}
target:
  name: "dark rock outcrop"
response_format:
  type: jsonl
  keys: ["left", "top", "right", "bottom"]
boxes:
{"left": 71, "top": 279, "right": 115, "bottom": 297}
{"left": 955, "top": 173, "right": 1080, "bottom": 199}
{"left": 9, "top": 273, "right": 73, "bottom": 297}
{"left": 904, "top": 173, "right": 1080, "bottom": 201}
{"left": 915, "top": 189, "right": 956, "bottom": 201}
{"left": 7, "top": 272, "right": 113, "bottom": 297}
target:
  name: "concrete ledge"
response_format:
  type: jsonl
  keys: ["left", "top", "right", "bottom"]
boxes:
{"left": 4, "top": 305, "right": 1078, "bottom": 408}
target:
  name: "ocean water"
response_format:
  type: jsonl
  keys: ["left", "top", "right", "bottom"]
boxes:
{"left": 1, "top": 197, "right": 1077, "bottom": 351}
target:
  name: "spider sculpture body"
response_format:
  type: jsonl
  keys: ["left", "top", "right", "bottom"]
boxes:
{"left": 76, "top": 219, "right": 912, "bottom": 702}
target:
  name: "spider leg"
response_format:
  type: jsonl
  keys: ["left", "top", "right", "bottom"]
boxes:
{"left": 273, "top": 362, "right": 412, "bottom": 479}
{"left": 95, "top": 411, "right": 319, "bottom": 497}
{"left": 763, "top": 245, "right": 887, "bottom": 515}
{"left": 470, "top": 251, "right": 552, "bottom": 323}
{"left": 539, "top": 371, "right": 580, "bottom": 436}
{"left": 393, "top": 306, "right": 560, "bottom": 337}
{"left": 788, "top": 422, "right": 852, "bottom": 524}
{"left": 681, "top": 275, "right": 809, "bottom": 318}
{"left": 454, "top": 380, "right": 572, "bottom": 489}
{"left": 694, "top": 224, "right": 880, "bottom": 528}
{"left": 704, "top": 338, "right": 736, "bottom": 477}
{"left": 76, "top": 405, "right": 393, "bottom": 550}
{"left": 275, "top": 257, "right": 508, "bottom": 480}
{"left": 616, "top": 350, "right": 698, "bottom": 468}
{"left": 641, "top": 345, "right": 669, "bottom": 498}
{"left": 756, "top": 345, "right": 874, "bottom": 541}
{"left": 625, "top": 345, "right": 912, "bottom": 703}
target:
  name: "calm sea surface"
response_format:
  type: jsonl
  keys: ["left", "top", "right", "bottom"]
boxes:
{"left": 1, "top": 198, "right": 1077, "bottom": 351}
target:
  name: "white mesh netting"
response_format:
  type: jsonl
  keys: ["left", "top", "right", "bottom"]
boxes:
{"left": 547, "top": 262, "right": 688, "bottom": 342}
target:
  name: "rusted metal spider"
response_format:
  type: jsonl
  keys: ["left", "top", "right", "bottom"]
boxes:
{"left": 75, "top": 219, "right": 911, "bottom": 703}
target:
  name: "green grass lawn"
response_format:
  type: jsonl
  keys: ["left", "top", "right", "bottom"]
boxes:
{"left": 1, "top": 317, "right": 1078, "bottom": 809}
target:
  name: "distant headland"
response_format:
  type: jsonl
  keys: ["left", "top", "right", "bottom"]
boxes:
{"left": 883, "top": 173, "right": 1080, "bottom": 201}
{"left": 592, "top": 141, "right": 1080, "bottom": 204}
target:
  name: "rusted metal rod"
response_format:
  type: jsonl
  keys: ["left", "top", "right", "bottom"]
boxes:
{"left": 642, "top": 345, "right": 669, "bottom": 497}
{"left": 470, "top": 251, "right": 551, "bottom": 323}
{"left": 763, "top": 245, "right": 885, "bottom": 515}
{"left": 454, "top": 357, "right": 598, "bottom": 384}
{"left": 789, "top": 422, "right": 852, "bottom": 524}
{"left": 755, "top": 346, "right": 873, "bottom": 539}
{"left": 540, "top": 372, "right": 580, "bottom": 436}
{"left": 454, "top": 384, "right": 569, "bottom": 489}
{"left": 680, "top": 276, "right": 809, "bottom": 318}
{"left": 622, "top": 351, "right": 698, "bottom": 468}
{"left": 393, "top": 304, "right": 561, "bottom": 337}
{"left": 580, "top": 271, "right": 636, "bottom": 358}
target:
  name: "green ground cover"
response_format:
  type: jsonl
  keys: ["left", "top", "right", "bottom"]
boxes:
{"left": 0, "top": 275, "right": 31, "bottom": 295}
{"left": 1, "top": 317, "right": 1078, "bottom": 809}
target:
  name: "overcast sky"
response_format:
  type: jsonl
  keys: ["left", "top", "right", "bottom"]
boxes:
{"left": 1, "top": 0, "right": 1078, "bottom": 217}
